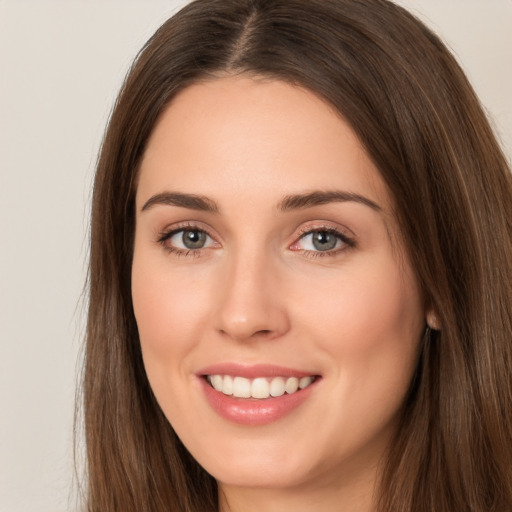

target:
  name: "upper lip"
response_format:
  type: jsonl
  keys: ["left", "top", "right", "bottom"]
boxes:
{"left": 196, "top": 362, "right": 319, "bottom": 379}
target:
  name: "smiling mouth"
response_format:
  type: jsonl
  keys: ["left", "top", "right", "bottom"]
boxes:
{"left": 205, "top": 374, "right": 318, "bottom": 400}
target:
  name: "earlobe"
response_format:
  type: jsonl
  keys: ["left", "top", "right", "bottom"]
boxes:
{"left": 426, "top": 309, "right": 441, "bottom": 331}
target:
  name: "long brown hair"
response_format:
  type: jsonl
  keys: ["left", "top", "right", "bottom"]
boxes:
{"left": 82, "top": 1, "right": 512, "bottom": 510}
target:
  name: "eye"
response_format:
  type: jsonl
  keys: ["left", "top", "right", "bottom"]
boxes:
{"left": 172, "top": 229, "right": 210, "bottom": 249}
{"left": 158, "top": 227, "right": 218, "bottom": 254}
{"left": 302, "top": 231, "right": 340, "bottom": 251}
{"left": 290, "top": 227, "right": 355, "bottom": 255}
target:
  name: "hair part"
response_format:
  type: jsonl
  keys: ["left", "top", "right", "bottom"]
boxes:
{"left": 83, "top": 1, "right": 512, "bottom": 511}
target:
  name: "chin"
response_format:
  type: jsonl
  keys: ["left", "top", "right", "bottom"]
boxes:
{"left": 205, "top": 455, "right": 317, "bottom": 490}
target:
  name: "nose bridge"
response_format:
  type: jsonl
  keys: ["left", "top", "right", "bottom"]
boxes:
{"left": 215, "top": 242, "right": 289, "bottom": 341}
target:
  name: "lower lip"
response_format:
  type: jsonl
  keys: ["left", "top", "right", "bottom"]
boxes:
{"left": 199, "top": 377, "right": 318, "bottom": 426}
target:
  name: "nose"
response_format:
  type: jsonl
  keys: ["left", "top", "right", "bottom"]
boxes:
{"left": 214, "top": 249, "right": 290, "bottom": 342}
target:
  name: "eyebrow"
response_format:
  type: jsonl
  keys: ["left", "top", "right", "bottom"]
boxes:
{"left": 140, "top": 189, "right": 381, "bottom": 214}
{"left": 277, "top": 190, "right": 382, "bottom": 212}
{"left": 141, "top": 192, "right": 219, "bottom": 213}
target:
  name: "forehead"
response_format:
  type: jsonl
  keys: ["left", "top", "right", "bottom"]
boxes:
{"left": 137, "top": 76, "right": 389, "bottom": 210}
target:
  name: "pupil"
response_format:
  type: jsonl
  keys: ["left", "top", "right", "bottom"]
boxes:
{"left": 313, "top": 231, "right": 337, "bottom": 251}
{"left": 183, "top": 230, "right": 206, "bottom": 249}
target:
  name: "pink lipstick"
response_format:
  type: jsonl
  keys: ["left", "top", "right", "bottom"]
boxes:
{"left": 197, "top": 363, "right": 320, "bottom": 425}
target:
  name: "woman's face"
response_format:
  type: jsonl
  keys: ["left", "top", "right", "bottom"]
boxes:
{"left": 132, "top": 77, "right": 426, "bottom": 494}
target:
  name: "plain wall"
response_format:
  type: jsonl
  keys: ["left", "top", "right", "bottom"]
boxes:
{"left": 0, "top": 2, "right": 510, "bottom": 511}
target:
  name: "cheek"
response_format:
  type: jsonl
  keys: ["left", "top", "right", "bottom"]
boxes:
{"left": 286, "top": 256, "right": 424, "bottom": 459}
{"left": 132, "top": 252, "right": 209, "bottom": 350}
{"left": 314, "top": 253, "right": 421, "bottom": 346}
{"left": 130, "top": 252, "right": 215, "bottom": 407}
{"left": 131, "top": 253, "right": 216, "bottom": 430}
{"left": 295, "top": 253, "right": 424, "bottom": 398}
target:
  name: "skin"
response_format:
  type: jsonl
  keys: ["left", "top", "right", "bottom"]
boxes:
{"left": 132, "top": 76, "right": 428, "bottom": 512}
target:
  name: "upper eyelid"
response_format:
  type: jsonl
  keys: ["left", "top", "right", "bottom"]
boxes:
{"left": 294, "top": 221, "right": 355, "bottom": 240}
{"left": 158, "top": 221, "right": 218, "bottom": 239}
{"left": 292, "top": 228, "right": 354, "bottom": 249}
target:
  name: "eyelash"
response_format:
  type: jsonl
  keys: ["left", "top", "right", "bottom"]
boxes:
{"left": 156, "top": 223, "right": 356, "bottom": 259}
{"left": 156, "top": 222, "right": 215, "bottom": 258}
{"left": 293, "top": 225, "right": 356, "bottom": 259}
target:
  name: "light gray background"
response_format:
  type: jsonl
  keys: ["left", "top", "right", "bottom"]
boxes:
{"left": 1, "top": 2, "right": 510, "bottom": 511}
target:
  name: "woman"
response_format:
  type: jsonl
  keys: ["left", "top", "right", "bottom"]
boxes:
{"left": 82, "top": 0, "right": 512, "bottom": 511}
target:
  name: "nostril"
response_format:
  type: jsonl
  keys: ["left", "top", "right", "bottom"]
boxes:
{"left": 219, "top": 328, "right": 273, "bottom": 340}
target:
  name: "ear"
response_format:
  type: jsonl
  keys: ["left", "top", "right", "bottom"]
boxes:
{"left": 426, "top": 309, "right": 441, "bottom": 331}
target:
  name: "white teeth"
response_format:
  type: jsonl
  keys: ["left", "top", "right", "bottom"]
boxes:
{"left": 299, "top": 376, "right": 313, "bottom": 389}
{"left": 211, "top": 374, "right": 223, "bottom": 392}
{"left": 207, "top": 374, "right": 315, "bottom": 399}
{"left": 285, "top": 377, "right": 299, "bottom": 394}
{"left": 270, "top": 377, "right": 285, "bottom": 397}
{"left": 222, "top": 375, "right": 233, "bottom": 395}
{"left": 233, "top": 376, "right": 252, "bottom": 398}
{"left": 251, "top": 378, "right": 270, "bottom": 399}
